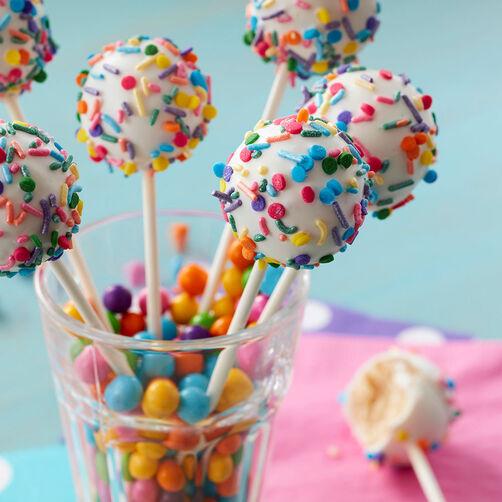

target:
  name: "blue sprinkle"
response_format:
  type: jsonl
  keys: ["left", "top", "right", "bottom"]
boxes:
{"left": 9, "top": 0, "right": 24, "bottom": 13}
{"left": 50, "top": 150, "right": 65, "bottom": 162}
{"left": 117, "top": 46, "right": 141, "bottom": 54}
{"left": 266, "top": 184, "right": 278, "bottom": 197}
{"left": 54, "top": 141, "right": 63, "bottom": 151}
{"left": 319, "top": 187, "right": 335, "bottom": 205}
{"left": 291, "top": 165, "right": 307, "bottom": 182}
{"left": 336, "top": 121, "right": 348, "bottom": 132}
{"left": 190, "top": 69, "right": 208, "bottom": 91}
{"left": 0, "top": 137, "right": 6, "bottom": 149}
{"left": 342, "top": 227, "right": 355, "bottom": 240}
{"left": 298, "top": 155, "right": 314, "bottom": 171}
{"left": 330, "top": 89, "right": 346, "bottom": 105}
{"left": 357, "top": 28, "right": 372, "bottom": 42}
{"left": 347, "top": 187, "right": 359, "bottom": 194}
{"left": 0, "top": 14, "right": 11, "bottom": 30}
{"left": 247, "top": 142, "right": 271, "bottom": 151}
{"left": 327, "top": 30, "right": 342, "bottom": 44}
{"left": 89, "top": 72, "right": 105, "bottom": 80}
{"left": 159, "top": 144, "right": 175, "bottom": 153}
{"left": 327, "top": 179, "right": 343, "bottom": 195}
{"left": 348, "top": 0, "right": 360, "bottom": 10}
{"left": 304, "top": 28, "right": 321, "bottom": 39}
{"left": 212, "top": 162, "right": 225, "bottom": 178}
{"left": 150, "top": 150, "right": 160, "bottom": 159}
{"left": 102, "top": 114, "right": 122, "bottom": 133}
{"left": 309, "top": 121, "right": 331, "bottom": 136}
{"left": 278, "top": 149, "right": 303, "bottom": 163}
{"left": 2, "top": 163, "right": 12, "bottom": 184}
{"left": 424, "top": 169, "right": 438, "bottom": 183}
{"left": 308, "top": 145, "right": 326, "bottom": 160}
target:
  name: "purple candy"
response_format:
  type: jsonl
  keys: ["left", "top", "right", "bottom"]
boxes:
{"left": 337, "top": 110, "right": 352, "bottom": 124}
{"left": 181, "top": 325, "right": 210, "bottom": 340}
{"left": 103, "top": 285, "right": 132, "bottom": 313}
{"left": 159, "top": 491, "right": 185, "bottom": 502}
{"left": 251, "top": 195, "right": 266, "bottom": 212}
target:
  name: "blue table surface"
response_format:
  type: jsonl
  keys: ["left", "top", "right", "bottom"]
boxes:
{"left": 1, "top": 0, "right": 500, "bottom": 456}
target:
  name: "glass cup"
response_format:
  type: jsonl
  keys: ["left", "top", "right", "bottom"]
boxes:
{"left": 34, "top": 210, "right": 309, "bottom": 502}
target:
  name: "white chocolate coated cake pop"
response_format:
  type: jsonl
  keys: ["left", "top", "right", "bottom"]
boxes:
{"left": 212, "top": 111, "right": 371, "bottom": 269}
{"left": 0, "top": 121, "right": 83, "bottom": 277}
{"left": 0, "top": 0, "right": 57, "bottom": 97}
{"left": 245, "top": 0, "right": 380, "bottom": 79}
{"left": 76, "top": 35, "right": 217, "bottom": 176}
{"left": 345, "top": 349, "right": 459, "bottom": 465}
{"left": 304, "top": 66, "right": 438, "bottom": 218}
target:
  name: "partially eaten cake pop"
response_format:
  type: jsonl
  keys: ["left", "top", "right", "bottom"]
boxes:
{"left": 0, "top": 120, "right": 82, "bottom": 277}
{"left": 245, "top": 0, "right": 380, "bottom": 79}
{"left": 305, "top": 66, "right": 438, "bottom": 218}
{"left": 0, "top": 0, "right": 57, "bottom": 97}
{"left": 76, "top": 35, "right": 217, "bottom": 176}
{"left": 213, "top": 111, "right": 371, "bottom": 269}
{"left": 345, "top": 348, "right": 459, "bottom": 465}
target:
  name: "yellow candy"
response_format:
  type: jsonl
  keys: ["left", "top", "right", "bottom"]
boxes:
{"left": 175, "top": 92, "right": 190, "bottom": 108}
{"left": 291, "top": 231, "right": 311, "bottom": 247}
{"left": 63, "top": 302, "right": 83, "bottom": 322}
{"left": 116, "top": 442, "right": 137, "bottom": 454}
{"left": 76, "top": 128, "right": 88, "bottom": 143}
{"left": 208, "top": 452, "right": 233, "bottom": 483}
{"left": 137, "top": 442, "right": 167, "bottom": 460}
{"left": 258, "top": 165, "right": 268, "bottom": 175}
{"left": 5, "top": 49, "right": 20, "bottom": 65}
{"left": 182, "top": 454, "right": 196, "bottom": 480}
{"left": 142, "top": 378, "right": 180, "bottom": 419}
{"left": 216, "top": 368, "right": 254, "bottom": 412}
{"left": 155, "top": 53, "right": 171, "bottom": 68}
{"left": 420, "top": 150, "right": 435, "bottom": 166}
{"left": 122, "top": 162, "right": 138, "bottom": 176}
{"left": 152, "top": 156, "right": 169, "bottom": 172}
{"left": 188, "top": 137, "right": 200, "bottom": 150}
{"left": 188, "top": 95, "right": 201, "bottom": 110}
{"left": 212, "top": 295, "right": 235, "bottom": 318}
{"left": 128, "top": 452, "right": 158, "bottom": 480}
{"left": 202, "top": 104, "right": 218, "bottom": 121}
{"left": 170, "top": 292, "right": 198, "bottom": 325}
{"left": 139, "top": 430, "right": 168, "bottom": 441}
{"left": 343, "top": 41, "right": 359, "bottom": 55}
{"left": 222, "top": 267, "right": 243, "bottom": 299}
{"left": 311, "top": 60, "right": 328, "bottom": 74}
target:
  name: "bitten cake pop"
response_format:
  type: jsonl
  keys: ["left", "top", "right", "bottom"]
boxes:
{"left": 0, "top": 120, "right": 82, "bottom": 277}
{"left": 345, "top": 348, "right": 458, "bottom": 466}
{"left": 213, "top": 111, "right": 371, "bottom": 269}
{"left": 0, "top": 0, "right": 57, "bottom": 97}
{"left": 244, "top": 0, "right": 380, "bottom": 79}
{"left": 304, "top": 66, "right": 438, "bottom": 218}
{"left": 76, "top": 35, "right": 217, "bottom": 176}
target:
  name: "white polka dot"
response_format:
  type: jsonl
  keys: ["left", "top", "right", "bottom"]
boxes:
{"left": 397, "top": 326, "right": 446, "bottom": 345}
{"left": 0, "top": 457, "right": 13, "bottom": 492}
{"left": 302, "top": 300, "right": 333, "bottom": 332}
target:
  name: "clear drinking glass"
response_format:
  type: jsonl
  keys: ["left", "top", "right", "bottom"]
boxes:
{"left": 34, "top": 210, "right": 309, "bottom": 502}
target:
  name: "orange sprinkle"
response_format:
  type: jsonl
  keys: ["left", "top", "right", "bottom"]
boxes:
{"left": 91, "top": 98, "right": 101, "bottom": 120}
{"left": 71, "top": 210, "right": 81, "bottom": 225}
{"left": 118, "top": 138, "right": 128, "bottom": 153}
{"left": 9, "top": 29, "right": 29, "bottom": 42}
{"left": 163, "top": 121, "right": 181, "bottom": 133}
{"left": 77, "top": 100, "right": 88, "bottom": 114}
{"left": 236, "top": 181, "right": 258, "bottom": 201}
{"left": 183, "top": 52, "right": 198, "bottom": 64}
{"left": 296, "top": 108, "right": 309, "bottom": 123}
{"left": 171, "top": 223, "right": 189, "bottom": 253}
{"left": 339, "top": 0, "right": 349, "bottom": 14}
{"left": 169, "top": 76, "right": 189, "bottom": 86}
{"left": 87, "top": 53, "right": 103, "bottom": 67}
{"left": 14, "top": 210, "right": 26, "bottom": 226}
{"left": 11, "top": 141, "right": 25, "bottom": 159}
{"left": 406, "top": 159, "right": 414, "bottom": 175}
{"left": 159, "top": 39, "right": 180, "bottom": 56}
{"left": 5, "top": 201, "right": 14, "bottom": 224}
{"left": 283, "top": 30, "right": 301, "bottom": 45}
{"left": 267, "top": 133, "right": 291, "bottom": 143}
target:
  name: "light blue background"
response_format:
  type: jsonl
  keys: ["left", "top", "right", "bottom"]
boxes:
{"left": 1, "top": 0, "right": 501, "bottom": 453}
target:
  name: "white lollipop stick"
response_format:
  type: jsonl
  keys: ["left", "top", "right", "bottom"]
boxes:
{"left": 142, "top": 171, "right": 162, "bottom": 339}
{"left": 68, "top": 245, "right": 112, "bottom": 331}
{"left": 197, "top": 64, "right": 289, "bottom": 314}
{"left": 51, "top": 260, "right": 133, "bottom": 376}
{"left": 207, "top": 260, "right": 267, "bottom": 410}
{"left": 3, "top": 95, "right": 25, "bottom": 121}
{"left": 257, "top": 267, "right": 298, "bottom": 323}
{"left": 406, "top": 442, "right": 446, "bottom": 502}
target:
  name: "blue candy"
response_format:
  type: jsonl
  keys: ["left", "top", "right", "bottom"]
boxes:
{"left": 140, "top": 352, "right": 175, "bottom": 381}
{"left": 327, "top": 30, "right": 343, "bottom": 44}
{"left": 178, "top": 387, "right": 210, "bottom": 424}
{"left": 179, "top": 373, "right": 209, "bottom": 391}
{"left": 104, "top": 375, "right": 143, "bottom": 412}
{"left": 304, "top": 28, "right": 320, "bottom": 39}
{"left": 162, "top": 318, "right": 178, "bottom": 340}
{"left": 424, "top": 169, "right": 438, "bottom": 183}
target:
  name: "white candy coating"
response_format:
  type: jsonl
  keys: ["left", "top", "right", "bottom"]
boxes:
{"left": 246, "top": 0, "right": 379, "bottom": 77}
{"left": 306, "top": 67, "right": 438, "bottom": 215}
{"left": 213, "top": 115, "right": 370, "bottom": 269}
{"left": 76, "top": 36, "right": 217, "bottom": 176}
{"left": 345, "top": 349, "right": 456, "bottom": 465}
{"left": 0, "top": 121, "right": 82, "bottom": 276}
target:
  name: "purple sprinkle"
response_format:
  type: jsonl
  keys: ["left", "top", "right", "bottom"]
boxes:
{"left": 164, "top": 106, "right": 187, "bottom": 118}
{"left": 367, "top": 17, "right": 379, "bottom": 32}
{"left": 342, "top": 17, "right": 356, "bottom": 39}
{"left": 211, "top": 190, "right": 233, "bottom": 203}
{"left": 325, "top": 20, "right": 341, "bottom": 30}
{"left": 83, "top": 86, "right": 100, "bottom": 96}
{"left": 337, "top": 110, "right": 352, "bottom": 124}
{"left": 122, "top": 102, "right": 133, "bottom": 116}
{"left": 27, "top": 18, "right": 38, "bottom": 33}
{"left": 338, "top": 131, "right": 352, "bottom": 145}
{"left": 399, "top": 73, "right": 411, "bottom": 85}
{"left": 223, "top": 165, "right": 233, "bottom": 182}
{"left": 360, "top": 73, "right": 374, "bottom": 83}
{"left": 89, "top": 124, "right": 103, "bottom": 137}
{"left": 40, "top": 199, "right": 50, "bottom": 235}
{"left": 332, "top": 201, "right": 349, "bottom": 229}
{"left": 0, "top": 180, "right": 3, "bottom": 195}
{"left": 180, "top": 47, "right": 193, "bottom": 56}
{"left": 25, "top": 247, "right": 41, "bottom": 267}
{"left": 159, "top": 65, "right": 177, "bottom": 79}
{"left": 251, "top": 195, "right": 266, "bottom": 212}
{"left": 103, "top": 63, "right": 120, "bottom": 75}
{"left": 402, "top": 95, "right": 423, "bottom": 124}
{"left": 411, "top": 122, "right": 430, "bottom": 133}
{"left": 224, "top": 200, "right": 242, "bottom": 213}
{"left": 332, "top": 227, "right": 342, "bottom": 246}
{"left": 338, "top": 64, "right": 350, "bottom": 75}
{"left": 295, "top": 254, "right": 311, "bottom": 266}
{"left": 262, "top": 9, "right": 285, "bottom": 20}
{"left": 253, "top": 27, "right": 264, "bottom": 46}
{"left": 48, "top": 193, "right": 56, "bottom": 207}
{"left": 127, "top": 141, "right": 135, "bottom": 160}
{"left": 193, "top": 125, "right": 203, "bottom": 139}
{"left": 300, "top": 85, "right": 312, "bottom": 106}
{"left": 361, "top": 200, "right": 368, "bottom": 216}
{"left": 287, "top": 49, "right": 309, "bottom": 67}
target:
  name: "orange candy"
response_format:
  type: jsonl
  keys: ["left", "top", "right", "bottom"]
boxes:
{"left": 119, "top": 312, "right": 146, "bottom": 337}
{"left": 156, "top": 460, "right": 186, "bottom": 492}
{"left": 228, "top": 240, "right": 254, "bottom": 270}
{"left": 178, "top": 263, "right": 208, "bottom": 296}
{"left": 165, "top": 428, "right": 201, "bottom": 451}
{"left": 174, "top": 353, "right": 204, "bottom": 377}
{"left": 216, "top": 470, "right": 239, "bottom": 498}
{"left": 208, "top": 452, "right": 233, "bottom": 483}
{"left": 216, "top": 435, "right": 242, "bottom": 455}
{"left": 210, "top": 315, "right": 232, "bottom": 337}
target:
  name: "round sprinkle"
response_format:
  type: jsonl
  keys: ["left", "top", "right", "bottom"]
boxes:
{"left": 267, "top": 203, "right": 286, "bottom": 220}
{"left": 301, "top": 186, "right": 315, "bottom": 203}
{"left": 291, "top": 165, "right": 306, "bottom": 182}
{"left": 337, "top": 152, "right": 353, "bottom": 168}
{"left": 251, "top": 195, "right": 266, "bottom": 212}
{"left": 121, "top": 75, "right": 137, "bottom": 90}
{"left": 319, "top": 188, "right": 335, "bottom": 205}
{"left": 213, "top": 162, "right": 225, "bottom": 178}
{"left": 308, "top": 145, "right": 326, "bottom": 160}
{"left": 424, "top": 170, "right": 438, "bottom": 183}
{"left": 322, "top": 157, "right": 338, "bottom": 175}
{"left": 19, "top": 177, "right": 36, "bottom": 192}
{"left": 144, "top": 44, "right": 159, "bottom": 56}
{"left": 271, "top": 173, "right": 286, "bottom": 191}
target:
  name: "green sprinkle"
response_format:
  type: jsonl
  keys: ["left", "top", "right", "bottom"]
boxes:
{"left": 245, "top": 133, "right": 259, "bottom": 145}
{"left": 62, "top": 155, "right": 73, "bottom": 171}
{"left": 375, "top": 208, "right": 391, "bottom": 220}
{"left": 319, "top": 254, "right": 334, "bottom": 264}
{"left": 251, "top": 150, "right": 262, "bottom": 159}
{"left": 23, "top": 192, "right": 33, "bottom": 203}
{"left": 19, "top": 176, "right": 35, "bottom": 192}
{"left": 51, "top": 230, "right": 58, "bottom": 248}
{"left": 254, "top": 233, "right": 266, "bottom": 242}
{"left": 259, "top": 179, "right": 267, "bottom": 192}
{"left": 388, "top": 179, "right": 414, "bottom": 192}
{"left": 30, "top": 235, "right": 42, "bottom": 247}
{"left": 150, "top": 109, "right": 160, "bottom": 126}
{"left": 276, "top": 219, "right": 298, "bottom": 235}
{"left": 228, "top": 215, "right": 237, "bottom": 233}
{"left": 322, "top": 157, "right": 337, "bottom": 175}
{"left": 337, "top": 152, "right": 353, "bottom": 168}
{"left": 6, "top": 146, "right": 14, "bottom": 163}
{"left": 381, "top": 160, "right": 390, "bottom": 173}
{"left": 12, "top": 123, "right": 37, "bottom": 135}
{"left": 377, "top": 198, "right": 393, "bottom": 207}
{"left": 35, "top": 129, "right": 50, "bottom": 144}
{"left": 144, "top": 44, "right": 158, "bottom": 56}
{"left": 231, "top": 191, "right": 240, "bottom": 200}
{"left": 301, "top": 129, "right": 322, "bottom": 137}
{"left": 69, "top": 193, "right": 80, "bottom": 209}
{"left": 101, "top": 133, "right": 118, "bottom": 143}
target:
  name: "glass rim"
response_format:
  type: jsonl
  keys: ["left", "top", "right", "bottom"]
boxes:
{"left": 34, "top": 209, "right": 310, "bottom": 351}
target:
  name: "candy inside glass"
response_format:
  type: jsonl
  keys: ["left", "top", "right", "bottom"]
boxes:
{"left": 34, "top": 210, "right": 309, "bottom": 502}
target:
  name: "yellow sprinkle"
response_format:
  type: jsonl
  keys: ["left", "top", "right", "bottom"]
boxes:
{"left": 262, "top": 0, "right": 275, "bottom": 8}
{"left": 319, "top": 92, "right": 332, "bottom": 116}
{"left": 254, "top": 119, "right": 266, "bottom": 131}
{"left": 135, "top": 56, "right": 155, "bottom": 72}
{"left": 70, "top": 163, "right": 80, "bottom": 180}
{"left": 133, "top": 88, "right": 145, "bottom": 117}
{"left": 59, "top": 183, "right": 68, "bottom": 207}
{"left": 155, "top": 53, "right": 171, "bottom": 69}
{"left": 219, "top": 179, "right": 227, "bottom": 192}
{"left": 233, "top": 164, "right": 243, "bottom": 172}
{"left": 257, "top": 259, "right": 267, "bottom": 271}
{"left": 244, "top": 131, "right": 254, "bottom": 142}
{"left": 426, "top": 135, "right": 435, "bottom": 148}
{"left": 76, "top": 128, "right": 88, "bottom": 143}
{"left": 122, "top": 162, "right": 137, "bottom": 176}
{"left": 343, "top": 41, "right": 359, "bottom": 55}
{"left": 5, "top": 49, "right": 20, "bottom": 65}
{"left": 355, "top": 77, "right": 375, "bottom": 92}
{"left": 312, "top": 60, "right": 329, "bottom": 74}
{"left": 175, "top": 92, "right": 190, "bottom": 108}
{"left": 195, "top": 86, "right": 208, "bottom": 102}
{"left": 238, "top": 228, "right": 249, "bottom": 240}
{"left": 348, "top": 177, "right": 358, "bottom": 188}
{"left": 188, "top": 138, "right": 199, "bottom": 149}
{"left": 242, "top": 169, "right": 250, "bottom": 177}
{"left": 152, "top": 156, "right": 169, "bottom": 172}
{"left": 258, "top": 165, "right": 268, "bottom": 175}
{"left": 316, "top": 7, "right": 330, "bottom": 24}
{"left": 374, "top": 174, "right": 384, "bottom": 186}
{"left": 315, "top": 219, "right": 327, "bottom": 246}
{"left": 188, "top": 95, "right": 201, "bottom": 110}
{"left": 420, "top": 150, "right": 435, "bottom": 166}
{"left": 141, "top": 76, "right": 149, "bottom": 96}
{"left": 313, "top": 118, "right": 338, "bottom": 135}
{"left": 127, "top": 37, "right": 141, "bottom": 46}
{"left": 413, "top": 96, "right": 424, "bottom": 111}
{"left": 395, "top": 430, "right": 409, "bottom": 442}
{"left": 76, "top": 199, "right": 84, "bottom": 216}
{"left": 291, "top": 231, "right": 311, "bottom": 247}
{"left": 202, "top": 104, "right": 217, "bottom": 121}
{"left": 264, "top": 257, "right": 280, "bottom": 266}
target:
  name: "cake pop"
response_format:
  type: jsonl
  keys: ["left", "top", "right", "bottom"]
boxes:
{"left": 244, "top": 0, "right": 380, "bottom": 79}
{"left": 304, "top": 66, "right": 438, "bottom": 218}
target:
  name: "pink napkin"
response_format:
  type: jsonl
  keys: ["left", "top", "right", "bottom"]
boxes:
{"left": 262, "top": 334, "right": 502, "bottom": 501}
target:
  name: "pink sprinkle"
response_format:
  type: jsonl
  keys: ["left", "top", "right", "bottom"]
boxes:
{"left": 376, "top": 96, "right": 395, "bottom": 105}
{"left": 259, "top": 217, "right": 270, "bottom": 236}
{"left": 17, "top": 234, "right": 29, "bottom": 244}
{"left": 329, "top": 82, "right": 344, "bottom": 95}
{"left": 28, "top": 148, "right": 50, "bottom": 157}
{"left": 379, "top": 69, "right": 393, "bottom": 80}
{"left": 353, "top": 203, "right": 363, "bottom": 226}
{"left": 249, "top": 181, "right": 259, "bottom": 192}
{"left": 306, "top": 102, "right": 317, "bottom": 114}
{"left": 278, "top": 13, "right": 293, "bottom": 22}
{"left": 9, "top": 162, "right": 20, "bottom": 174}
{"left": 239, "top": 148, "right": 252, "bottom": 163}
{"left": 279, "top": 234, "right": 287, "bottom": 242}
{"left": 351, "top": 114, "right": 372, "bottom": 124}
{"left": 328, "top": 148, "right": 341, "bottom": 158}
{"left": 361, "top": 103, "right": 375, "bottom": 116}
{"left": 148, "top": 83, "right": 161, "bottom": 93}
{"left": 0, "top": 230, "right": 3, "bottom": 237}
{"left": 21, "top": 203, "right": 43, "bottom": 218}
{"left": 90, "top": 113, "right": 101, "bottom": 131}
{"left": 301, "top": 186, "right": 315, "bottom": 203}
{"left": 0, "top": 256, "right": 15, "bottom": 271}
{"left": 56, "top": 207, "right": 67, "bottom": 223}
{"left": 117, "top": 109, "right": 125, "bottom": 124}
{"left": 295, "top": 0, "right": 312, "bottom": 9}
{"left": 283, "top": 120, "right": 302, "bottom": 135}
{"left": 271, "top": 173, "right": 286, "bottom": 191}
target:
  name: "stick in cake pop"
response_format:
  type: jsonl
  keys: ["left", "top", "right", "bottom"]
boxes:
{"left": 304, "top": 65, "right": 438, "bottom": 219}
{"left": 0, "top": 119, "right": 131, "bottom": 375}
{"left": 0, "top": 0, "right": 57, "bottom": 120}
{"left": 76, "top": 35, "right": 217, "bottom": 339}
{"left": 345, "top": 348, "right": 459, "bottom": 502}
{"left": 207, "top": 110, "right": 372, "bottom": 409}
